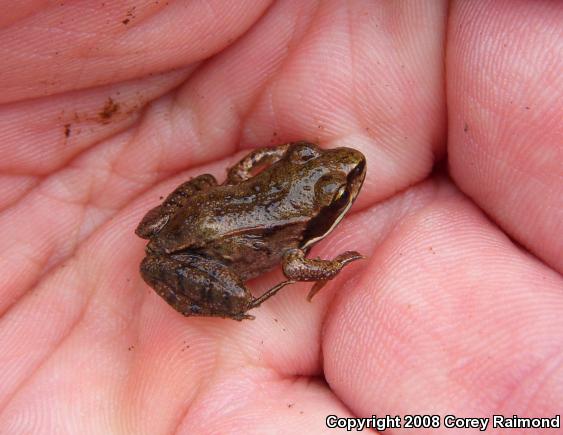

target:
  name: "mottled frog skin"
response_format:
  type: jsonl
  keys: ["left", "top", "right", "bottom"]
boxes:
{"left": 136, "top": 142, "right": 366, "bottom": 320}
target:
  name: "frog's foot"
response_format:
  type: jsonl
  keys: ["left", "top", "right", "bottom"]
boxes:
{"left": 249, "top": 280, "right": 296, "bottom": 309}
{"left": 282, "top": 248, "right": 364, "bottom": 300}
{"left": 180, "top": 308, "right": 255, "bottom": 321}
{"left": 233, "top": 313, "right": 256, "bottom": 321}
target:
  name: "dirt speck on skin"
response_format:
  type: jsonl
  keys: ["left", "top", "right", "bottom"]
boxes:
{"left": 64, "top": 123, "right": 71, "bottom": 138}
{"left": 99, "top": 97, "right": 120, "bottom": 123}
{"left": 123, "top": 6, "right": 136, "bottom": 25}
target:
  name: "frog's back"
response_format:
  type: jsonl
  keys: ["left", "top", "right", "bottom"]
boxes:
{"left": 180, "top": 183, "right": 310, "bottom": 279}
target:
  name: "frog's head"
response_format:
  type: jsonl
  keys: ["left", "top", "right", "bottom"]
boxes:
{"left": 283, "top": 142, "right": 366, "bottom": 249}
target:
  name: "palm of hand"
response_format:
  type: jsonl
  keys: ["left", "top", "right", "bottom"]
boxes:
{"left": 1, "top": 2, "right": 561, "bottom": 434}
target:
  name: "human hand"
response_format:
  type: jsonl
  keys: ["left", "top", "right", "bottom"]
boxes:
{"left": 1, "top": 1, "right": 561, "bottom": 433}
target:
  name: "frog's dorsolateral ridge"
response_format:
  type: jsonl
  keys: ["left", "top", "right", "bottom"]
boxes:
{"left": 136, "top": 142, "right": 366, "bottom": 320}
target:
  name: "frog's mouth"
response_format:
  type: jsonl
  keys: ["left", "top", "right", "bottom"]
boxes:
{"left": 301, "top": 157, "right": 366, "bottom": 250}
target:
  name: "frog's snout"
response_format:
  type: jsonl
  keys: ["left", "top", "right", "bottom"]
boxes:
{"left": 351, "top": 154, "right": 366, "bottom": 181}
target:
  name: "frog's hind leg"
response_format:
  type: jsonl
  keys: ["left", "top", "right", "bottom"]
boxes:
{"left": 140, "top": 253, "right": 256, "bottom": 320}
{"left": 225, "top": 144, "right": 290, "bottom": 184}
{"left": 135, "top": 174, "right": 217, "bottom": 239}
{"left": 282, "top": 248, "right": 364, "bottom": 301}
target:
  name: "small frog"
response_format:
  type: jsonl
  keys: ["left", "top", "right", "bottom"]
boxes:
{"left": 136, "top": 142, "right": 366, "bottom": 320}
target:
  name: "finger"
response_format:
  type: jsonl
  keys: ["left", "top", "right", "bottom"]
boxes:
{"left": 171, "top": 0, "right": 448, "bottom": 207}
{"left": 177, "top": 376, "right": 355, "bottom": 434}
{"left": 0, "top": 68, "right": 191, "bottom": 182}
{"left": 447, "top": 0, "right": 563, "bottom": 272}
{"left": 323, "top": 178, "right": 563, "bottom": 430}
{"left": 0, "top": 0, "right": 271, "bottom": 103}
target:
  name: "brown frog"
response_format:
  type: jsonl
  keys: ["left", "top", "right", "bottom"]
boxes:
{"left": 136, "top": 142, "right": 366, "bottom": 320}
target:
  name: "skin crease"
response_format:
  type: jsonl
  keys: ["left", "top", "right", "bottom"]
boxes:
{"left": 0, "top": 0, "right": 561, "bottom": 434}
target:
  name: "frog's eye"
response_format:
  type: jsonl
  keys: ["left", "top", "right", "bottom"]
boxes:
{"left": 289, "top": 142, "right": 321, "bottom": 164}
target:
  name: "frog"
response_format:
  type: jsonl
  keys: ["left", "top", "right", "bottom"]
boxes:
{"left": 135, "top": 141, "right": 366, "bottom": 320}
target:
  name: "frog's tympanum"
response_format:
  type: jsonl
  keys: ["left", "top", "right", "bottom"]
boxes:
{"left": 136, "top": 142, "right": 366, "bottom": 320}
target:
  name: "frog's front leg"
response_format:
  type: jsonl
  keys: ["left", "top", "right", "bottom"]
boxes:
{"left": 140, "top": 253, "right": 255, "bottom": 320}
{"left": 282, "top": 248, "right": 364, "bottom": 301}
{"left": 135, "top": 174, "right": 217, "bottom": 239}
{"left": 225, "top": 144, "right": 290, "bottom": 184}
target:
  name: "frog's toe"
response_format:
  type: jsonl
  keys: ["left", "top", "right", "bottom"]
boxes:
{"left": 306, "top": 280, "right": 328, "bottom": 301}
{"left": 234, "top": 312, "right": 255, "bottom": 321}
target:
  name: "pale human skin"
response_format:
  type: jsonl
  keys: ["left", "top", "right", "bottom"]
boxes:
{"left": 0, "top": 1, "right": 561, "bottom": 434}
